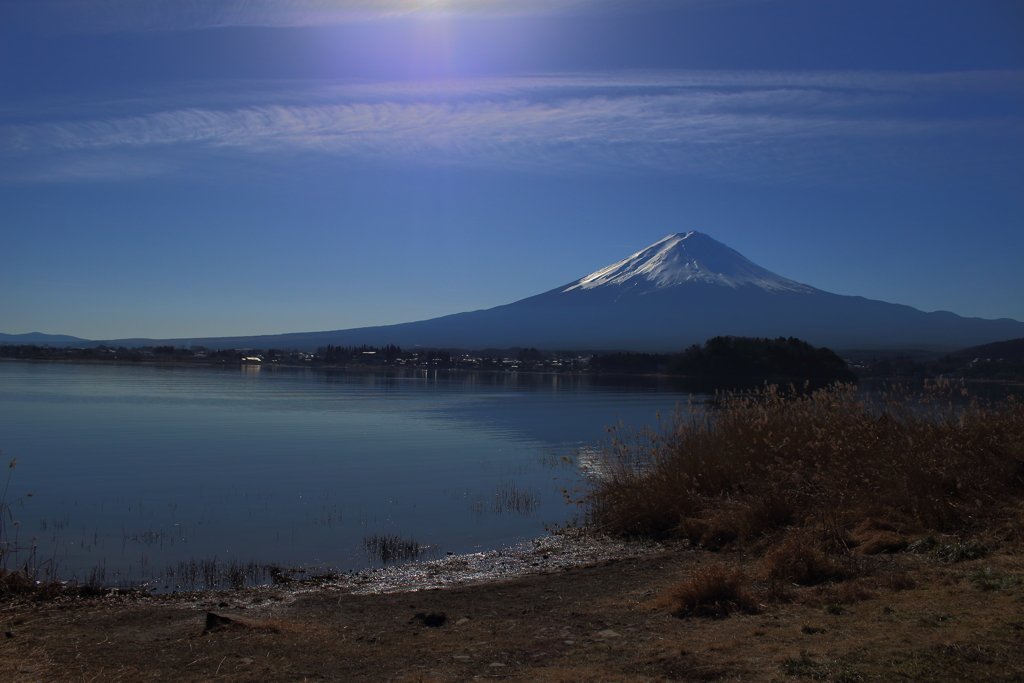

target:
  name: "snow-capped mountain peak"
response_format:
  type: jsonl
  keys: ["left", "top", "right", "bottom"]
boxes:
{"left": 563, "top": 231, "right": 814, "bottom": 294}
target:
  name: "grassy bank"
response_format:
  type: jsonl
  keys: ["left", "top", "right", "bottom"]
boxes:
{"left": 584, "top": 381, "right": 1024, "bottom": 614}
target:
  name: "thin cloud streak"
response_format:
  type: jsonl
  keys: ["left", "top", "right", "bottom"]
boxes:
{"left": 24, "top": 0, "right": 660, "bottom": 32}
{"left": 3, "top": 71, "right": 1020, "bottom": 184}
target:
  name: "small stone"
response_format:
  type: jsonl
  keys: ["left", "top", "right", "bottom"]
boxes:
{"left": 488, "top": 662, "right": 506, "bottom": 668}
{"left": 455, "top": 618, "right": 471, "bottom": 626}
{"left": 205, "top": 613, "right": 236, "bottom": 632}
{"left": 203, "top": 612, "right": 273, "bottom": 634}
{"left": 597, "top": 629, "right": 621, "bottom": 638}
{"left": 409, "top": 612, "right": 447, "bottom": 627}
{"left": 239, "top": 658, "right": 255, "bottom": 665}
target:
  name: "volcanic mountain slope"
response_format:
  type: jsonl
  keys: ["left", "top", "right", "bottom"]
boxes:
{"left": 562, "top": 232, "right": 815, "bottom": 295}
{"left": 103, "top": 232, "right": 1024, "bottom": 352}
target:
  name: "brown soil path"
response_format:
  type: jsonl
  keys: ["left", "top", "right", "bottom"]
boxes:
{"left": 0, "top": 548, "right": 1021, "bottom": 682}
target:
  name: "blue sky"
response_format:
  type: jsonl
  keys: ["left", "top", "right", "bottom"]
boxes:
{"left": 2, "top": 0, "right": 1022, "bottom": 341}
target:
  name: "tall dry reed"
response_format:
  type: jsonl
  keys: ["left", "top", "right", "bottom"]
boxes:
{"left": 584, "top": 381, "right": 1024, "bottom": 546}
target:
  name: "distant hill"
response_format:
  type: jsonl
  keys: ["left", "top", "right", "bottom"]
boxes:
{"left": 951, "top": 337, "right": 1024, "bottom": 361}
{"left": 0, "top": 332, "right": 90, "bottom": 345}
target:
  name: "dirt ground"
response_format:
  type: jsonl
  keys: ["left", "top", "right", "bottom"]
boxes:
{"left": 0, "top": 542, "right": 1022, "bottom": 683}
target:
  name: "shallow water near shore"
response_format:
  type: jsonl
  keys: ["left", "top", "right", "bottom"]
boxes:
{"left": 0, "top": 360, "right": 702, "bottom": 590}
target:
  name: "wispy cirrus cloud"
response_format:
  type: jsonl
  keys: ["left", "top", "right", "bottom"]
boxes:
{"left": 3, "top": 71, "right": 1021, "bottom": 184}
{"left": 15, "top": 0, "right": 662, "bottom": 32}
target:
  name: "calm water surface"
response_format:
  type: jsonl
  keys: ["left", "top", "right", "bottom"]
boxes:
{"left": 0, "top": 360, "right": 701, "bottom": 588}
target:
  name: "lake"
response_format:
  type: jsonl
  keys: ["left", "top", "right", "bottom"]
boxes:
{"left": 0, "top": 360, "right": 699, "bottom": 590}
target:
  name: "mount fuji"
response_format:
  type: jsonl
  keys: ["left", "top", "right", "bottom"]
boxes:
{"left": 102, "top": 231, "right": 1024, "bottom": 352}
{"left": 562, "top": 232, "right": 815, "bottom": 295}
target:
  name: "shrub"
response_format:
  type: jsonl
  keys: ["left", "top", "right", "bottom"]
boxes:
{"left": 665, "top": 563, "right": 759, "bottom": 618}
{"left": 759, "top": 536, "right": 853, "bottom": 586}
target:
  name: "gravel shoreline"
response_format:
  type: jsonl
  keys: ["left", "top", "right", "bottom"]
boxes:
{"left": 328, "top": 527, "right": 665, "bottom": 595}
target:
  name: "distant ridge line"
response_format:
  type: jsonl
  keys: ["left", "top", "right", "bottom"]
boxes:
{"left": 4, "top": 232, "right": 1023, "bottom": 353}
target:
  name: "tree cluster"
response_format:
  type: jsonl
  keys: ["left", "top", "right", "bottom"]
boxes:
{"left": 670, "top": 336, "right": 857, "bottom": 382}
{"left": 587, "top": 337, "right": 856, "bottom": 382}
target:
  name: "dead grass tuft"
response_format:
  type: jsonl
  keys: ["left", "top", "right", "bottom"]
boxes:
{"left": 856, "top": 531, "right": 909, "bottom": 555}
{"left": 758, "top": 536, "right": 854, "bottom": 586}
{"left": 664, "top": 563, "right": 759, "bottom": 618}
{"left": 0, "top": 570, "right": 65, "bottom": 600}
{"left": 850, "top": 518, "right": 911, "bottom": 554}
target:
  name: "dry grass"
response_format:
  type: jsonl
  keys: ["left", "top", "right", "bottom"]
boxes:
{"left": 757, "top": 535, "right": 855, "bottom": 587}
{"left": 663, "top": 563, "right": 759, "bottom": 618}
{"left": 0, "top": 456, "right": 60, "bottom": 600}
{"left": 584, "top": 381, "right": 1024, "bottom": 611}
{"left": 585, "top": 381, "right": 1024, "bottom": 543}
